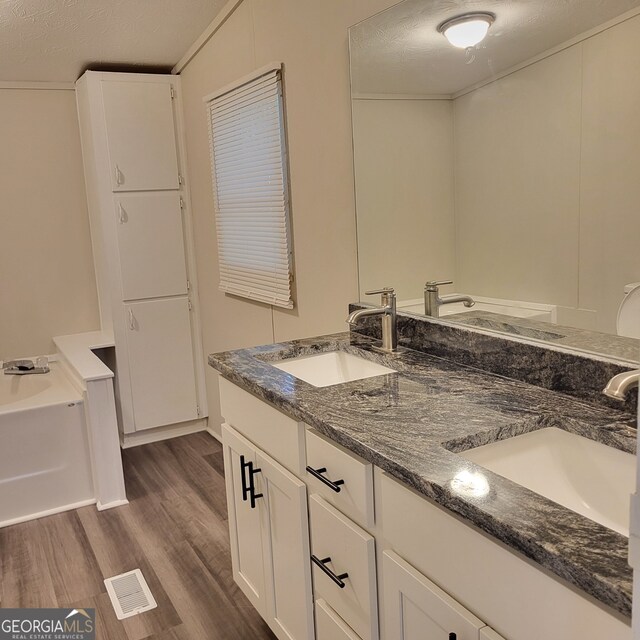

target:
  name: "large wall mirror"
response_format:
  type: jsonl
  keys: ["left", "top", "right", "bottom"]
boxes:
{"left": 349, "top": 0, "right": 640, "bottom": 363}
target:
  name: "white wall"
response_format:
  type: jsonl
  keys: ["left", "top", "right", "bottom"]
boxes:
{"left": 454, "top": 47, "right": 583, "bottom": 319}
{"left": 579, "top": 15, "right": 640, "bottom": 333}
{"left": 178, "top": 0, "right": 399, "bottom": 435}
{"left": 352, "top": 98, "right": 455, "bottom": 301}
{"left": 454, "top": 14, "right": 640, "bottom": 333}
{"left": 0, "top": 86, "right": 100, "bottom": 360}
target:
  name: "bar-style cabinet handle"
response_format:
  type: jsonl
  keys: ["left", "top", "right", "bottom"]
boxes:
{"left": 249, "top": 463, "right": 263, "bottom": 509}
{"left": 240, "top": 455, "right": 251, "bottom": 502}
{"left": 306, "top": 466, "right": 345, "bottom": 493}
{"left": 311, "top": 555, "right": 349, "bottom": 588}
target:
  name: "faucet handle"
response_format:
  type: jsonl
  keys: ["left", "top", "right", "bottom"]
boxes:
{"left": 365, "top": 287, "right": 395, "bottom": 296}
{"left": 425, "top": 280, "right": 453, "bottom": 290}
{"left": 365, "top": 287, "right": 396, "bottom": 304}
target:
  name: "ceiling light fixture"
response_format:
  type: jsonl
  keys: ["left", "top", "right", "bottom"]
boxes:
{"left": 437, "top": 12, "right": 495, "bottom": 49}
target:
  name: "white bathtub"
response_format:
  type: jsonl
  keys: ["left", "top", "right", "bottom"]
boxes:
{"left": 0, "top": 362, "right": 95, "bottom": 527}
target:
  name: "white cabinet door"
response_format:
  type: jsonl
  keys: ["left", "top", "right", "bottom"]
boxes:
{"left": 222, "top": 422, "right": 315, "bottom": 638}
{"left": 222, "top": 424, "right": 267, "bottom": 617}
{"left": 115, "top": 192, "right": 188, "bottom": 301}
{"left": 102, "top": 80, "right": 180, "bottom": 191}
{"left": 124, "top": 297, "right": 197, "bottom": 430}
{"left": 382, "top": 550, "right": 486, "bottom": 640}
{"left": 257, "top": 451, "right": 314, "bottom": 640}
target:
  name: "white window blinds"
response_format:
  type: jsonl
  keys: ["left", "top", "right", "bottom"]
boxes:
{"left": 206, "top": 66, "right": 294, "bottom": 309}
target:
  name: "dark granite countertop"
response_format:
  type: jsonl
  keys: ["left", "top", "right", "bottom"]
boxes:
{"left": 445, "top": 309, "right": 640, "bottom": 364}
{"left": 208, "top": 332, "right": 637, "bottom": 618}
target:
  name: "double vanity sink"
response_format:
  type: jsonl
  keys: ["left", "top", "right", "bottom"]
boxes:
{"left": 210, "top": 332, "right": 637, "bottom": 620}
{"left": 273, "top": 347, "right": 636, "bottom": 538}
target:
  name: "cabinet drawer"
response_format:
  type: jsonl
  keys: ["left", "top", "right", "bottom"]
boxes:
{"left": 316, "top": 598, "right": 362, "bottom": 640}
{"left": 309, "top": 494, "right": 378, "bottom": 640}
{"left": 306, "top": 429, "right": 374, "bottom": 529}
{"left": 219, "top": 377, "right": 305, "bottom": 475}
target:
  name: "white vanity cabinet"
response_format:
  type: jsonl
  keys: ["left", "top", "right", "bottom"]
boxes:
{"left": 76, "top": 71, "right": 207, "bottom": 438}
{"left": 217, "top": 378, "right": 630, "bottom": 640}
{"left": 222, "top": 423, "right": 314, "bottom": 640}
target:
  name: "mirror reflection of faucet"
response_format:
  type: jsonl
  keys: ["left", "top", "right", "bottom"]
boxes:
{"left": 603, "top": 369, "right": 639, "bottom": 401}
{"left": 2, "top": 357, "right": 50, "bottom": 375}
{"left": 424, "top": 280, "right": 475, "bottom": 317}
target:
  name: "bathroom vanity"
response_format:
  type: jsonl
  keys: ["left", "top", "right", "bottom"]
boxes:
{"left": 209, "top": 332, "right": 636, "bottom": 640}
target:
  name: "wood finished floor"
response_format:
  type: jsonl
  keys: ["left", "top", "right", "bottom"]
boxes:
{"left": 0, "top": 432, "right": 276, "bottom": 640}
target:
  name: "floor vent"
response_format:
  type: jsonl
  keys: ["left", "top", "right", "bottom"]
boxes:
{"left": 104, "top": 569, "right": 157, "bottom": 620}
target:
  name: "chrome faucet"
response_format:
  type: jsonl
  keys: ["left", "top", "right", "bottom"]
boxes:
{"left": 347, "top": 287, "right": 398, "bottom": 353}
{"left": 603, "top": 369, "right": 640, "bottom": 401}
{"left": 2, "top": 358, "right": 50, "bottom": 375}
{"left": 424, "top": 280, "right": 475, "bottom": 318}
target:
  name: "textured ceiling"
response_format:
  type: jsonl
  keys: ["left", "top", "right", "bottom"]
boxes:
{"left": 350, "top": 0, "right": 640, "bottom": 96}
{"left": 0, "top": 0, "right": 229, "bottom": 82}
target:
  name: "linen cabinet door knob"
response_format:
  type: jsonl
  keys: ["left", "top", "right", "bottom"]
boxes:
{"left": 306, "top": 466, "right": 345, "bottom": 493}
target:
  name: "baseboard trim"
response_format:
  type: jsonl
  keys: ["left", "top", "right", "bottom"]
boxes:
{"left": 0, "top": 498, "right": 97, "bottom": 529}
{"left": 205, "top": 426, "right": 222, "bottom": 443}
{"left": 120, "top": 419, "right": 208, "bottom": 449}
{"left": 96, "top": 498, "right": 129, "bottom": 511}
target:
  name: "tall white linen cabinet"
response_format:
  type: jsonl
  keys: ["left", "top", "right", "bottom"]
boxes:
{"left": 76, "top": 71, "right": 208, "bottom": 442}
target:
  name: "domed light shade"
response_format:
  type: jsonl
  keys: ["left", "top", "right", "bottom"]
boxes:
{"left": 438, "top": 12, "right": 495, "bottom": 49}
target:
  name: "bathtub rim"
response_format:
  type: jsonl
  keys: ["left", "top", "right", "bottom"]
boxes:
{"left": 0, "top": 498, "right": 96, "bottom": 529}
{"left": 0, "top": 361, "right": 83, "bottom": 417}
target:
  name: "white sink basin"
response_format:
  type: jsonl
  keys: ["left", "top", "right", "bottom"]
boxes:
{"left": 460, "top": 427, "right": 635, "bottom": 536}
{"left": 272, "top": 351, "right": 396, "bottom": 387}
